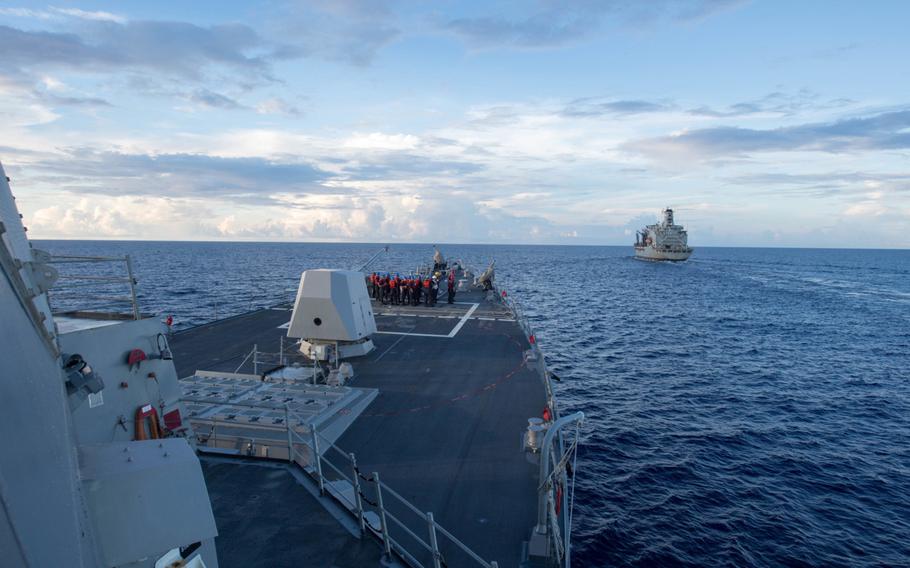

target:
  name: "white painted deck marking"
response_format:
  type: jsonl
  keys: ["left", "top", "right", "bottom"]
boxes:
{"left": 279, "top": 304, "right": 507, "bottom": 331}
{"left": 447, "top": 302, "right": 479, "bottom": 337}
{"left": 373, "top": 302, "right": 480, "bottom": 339}
{"left": 373, "top": 330, "right": 451, "bottom": 338}
{"left": 374, "top": 332, "right": 410, "bottom": 362}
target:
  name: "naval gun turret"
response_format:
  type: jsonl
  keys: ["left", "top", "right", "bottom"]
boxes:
{"left": 287, "top": 269, "right": 377, "bottom": 361}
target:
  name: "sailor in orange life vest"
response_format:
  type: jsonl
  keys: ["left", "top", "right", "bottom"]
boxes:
{"left": 389, "top": 274, "right": 398, "bottom": 305}
{"left": 409, "top": 276, "right": 419, "bottom": 305}
{"left": 422, "top": 277, "right": 432, "bottom": 306}
{"left": 381, "top": 274, "right": 391, "bottom": 304}
{"left": 401, "top": 276, "right": 410, "bottom": 305}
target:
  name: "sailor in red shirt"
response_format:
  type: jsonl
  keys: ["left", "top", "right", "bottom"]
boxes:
{"left": 447, "top": 269, "right": 456, "bottom": 304}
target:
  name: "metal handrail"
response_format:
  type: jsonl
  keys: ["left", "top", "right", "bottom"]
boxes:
{"left": 384, "top": 511, "right": 435, "bottom": 554}
{"left": 496, "top": 284, "right": 582, "bottom": 568}
{"left": 46, "top": 254, "right": 141, "bottom": 319}
{"left": 274, "top": 409, "right": 499, "bottom": 568}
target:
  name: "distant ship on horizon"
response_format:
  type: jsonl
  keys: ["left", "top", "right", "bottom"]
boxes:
{"left": 634, "top": 208, "right": 693, "bottom": 261}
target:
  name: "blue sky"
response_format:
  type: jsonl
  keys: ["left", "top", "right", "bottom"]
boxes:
{"left": 1, "top": 0, "right": 908, "bottom": 247}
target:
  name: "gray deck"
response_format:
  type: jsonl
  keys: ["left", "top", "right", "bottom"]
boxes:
{"left": 171, "top": 284, "right": 548, "bottom": 568}
{"left": 201, "top": 458, "right": 384, "bottom": 567}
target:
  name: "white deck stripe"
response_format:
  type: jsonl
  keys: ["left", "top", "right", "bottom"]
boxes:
{"left": 374, "top": 331, "right": 451, "bottom": 338}
{"left": 447, "top": 303, "right": 479, "bottom": 338}
{"left": 281, "top": 302, "right": 482, "bottom": 336}
{"left": 374, "top": 302, "right": 480, "bottom": 339}
{"left": 374, "top": 332, "right": 410, "bottom": 361}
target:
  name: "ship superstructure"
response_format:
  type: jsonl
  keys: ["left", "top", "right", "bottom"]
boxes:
{"left": 0, "top": 162, "right": 218, "bottom": 567}
{"left": 634, "top": 208, "right": 693, "bottom": 261}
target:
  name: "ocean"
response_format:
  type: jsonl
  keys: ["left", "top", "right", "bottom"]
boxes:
{"left": 38, "top": 241, "right": 910, "bottom": 567}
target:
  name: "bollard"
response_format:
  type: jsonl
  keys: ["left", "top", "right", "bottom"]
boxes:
{"left": 310, "top": 423, "right": 324, "bottom": 495}
{"left": 373, "top": 472, "right": 392, "bottom": 558}
{"left": 350, "top": 452, "right": 366, "bottom": 533}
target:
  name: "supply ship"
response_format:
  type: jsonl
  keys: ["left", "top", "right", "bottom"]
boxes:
{"left": 0, "top": 162, "right": 583, "bottom": 568}
{"left": 634, "top": 208, "right": 693, "bottom": 261}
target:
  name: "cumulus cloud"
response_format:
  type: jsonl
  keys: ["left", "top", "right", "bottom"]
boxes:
{"left": 22, "top": 183, "right": 584, "bottom": 244}
{"left": 27, "top": 195, "right": 216, "bottom": 239}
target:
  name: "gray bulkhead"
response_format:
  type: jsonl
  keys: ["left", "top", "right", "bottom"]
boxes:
{"left": 1, "top": 161, "right": 218, "bottom": 568}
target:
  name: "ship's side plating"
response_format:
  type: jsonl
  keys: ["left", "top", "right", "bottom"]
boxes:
{"left": 0, "top": 162, "right": 218, "bottom": 568}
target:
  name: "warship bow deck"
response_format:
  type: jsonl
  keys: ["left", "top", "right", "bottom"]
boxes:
{"left": 170, "top": 284, "right": 553, "bottom": 567}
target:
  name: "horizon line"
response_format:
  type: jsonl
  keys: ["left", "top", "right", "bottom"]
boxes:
{"left": 30, "top": 238, "right": 910, "bottom": 251}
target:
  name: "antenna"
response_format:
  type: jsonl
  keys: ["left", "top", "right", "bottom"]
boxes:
{"left": 355, "top": 245, "right": 389, "bottom": 272}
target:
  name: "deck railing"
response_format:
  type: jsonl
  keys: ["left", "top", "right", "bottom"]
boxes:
{"left": 46, "top": 254, "right": 141, "bottom": 319}
{"left": 285, "top": 413, "right": 501, "bottom": 568}
{"left": 496, "top": 286, "right": 581, "bottom": 568}
{"left": 189, "top": 403, "right": 499, "bottom": 568}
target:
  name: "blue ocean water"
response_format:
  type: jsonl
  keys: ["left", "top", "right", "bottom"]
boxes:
{"left": 39, "top": 241, "right": 910, "bottom": 567}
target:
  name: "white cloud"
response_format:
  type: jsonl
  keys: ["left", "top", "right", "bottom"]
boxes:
{"left": 844, "top": 202, "right": 887, "bottom": 217}
{"left": 51, "top": 7, "right": 127, "bottom": 24}
{"left": 0, "top": 6, "right": 127, "bottom": 23}
{"left": 255, "top": 97, "right": 301, "bottom": 115}
{"left": 28, "top": 196, "right": 214, "bottom": 238}
{"left": 343, "top": 133, "right": 420, "bottom": 151}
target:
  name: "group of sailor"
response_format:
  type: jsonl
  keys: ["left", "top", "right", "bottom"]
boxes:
{"left": 369, "top": 270, "right": 456, "bottom": 306}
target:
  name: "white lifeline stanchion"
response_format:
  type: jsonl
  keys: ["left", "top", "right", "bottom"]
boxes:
{"left": 310, "top": 423, "right": 325, "bottom": 495}
{"left": 373, "top": 471, "right": 392, "bottom": 558}
{"left": 350, "top": 452, "right": 366, "bottom": 533}
{"left": 284, "top": 405, "right": 293, "bottom": 463}
{"left": 426, "top": 512, "right": 442, "bottom": 568}
{"left": 124, "top": 254, "right": 140, "bottom": 320}
{"left": 536, "top": 412, "right": 585, "bottom": 534}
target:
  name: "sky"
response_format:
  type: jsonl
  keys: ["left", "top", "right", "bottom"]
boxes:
{"left": 1, "top": 0, "right": 908, "bottom": 247}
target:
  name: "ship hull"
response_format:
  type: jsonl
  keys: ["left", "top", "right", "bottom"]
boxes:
{"left": 634, "top": 246, "right": 692, "bottom": 261}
